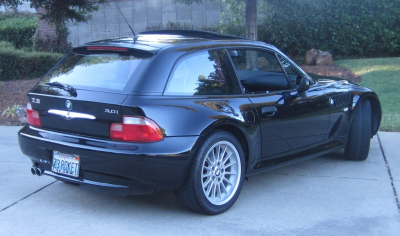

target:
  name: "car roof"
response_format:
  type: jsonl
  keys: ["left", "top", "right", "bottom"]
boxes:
{"left": 82, "top": 29, "right": 277, "bottom": 54}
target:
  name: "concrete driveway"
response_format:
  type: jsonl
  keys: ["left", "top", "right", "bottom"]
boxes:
{"left": 1, "top": 126, "right": 399, "bottom": 235}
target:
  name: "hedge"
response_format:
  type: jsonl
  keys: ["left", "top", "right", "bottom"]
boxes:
{"left": 259, "top": 0, "right": 400, "bottom": 57}
{"left": 0, "top": 16, "right": 38, "bottom": 49}
{"left": 0, "top": 41, "right": 63, "bottom": 81}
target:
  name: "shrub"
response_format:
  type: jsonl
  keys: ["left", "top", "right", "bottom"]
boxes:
{"left": 0, "top": 16, "right": 38, "bottom": 49}
{"left": 33, "top": 23, "right": 72, "bottom": 53}
{"left": 259, "top": 0, "right": 400, "bottom": 57}
{"left": 0, "top": 41, "right": 63, "bottom": 81}
{"left": 146, "top": 21, "right": 193, "bottom": 30}
{"left": 0, "top": 11, "right": 37, "bottom": 21}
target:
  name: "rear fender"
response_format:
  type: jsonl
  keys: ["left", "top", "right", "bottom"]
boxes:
{"left": 197, "top": 119, "right": 261, "bottom": 176}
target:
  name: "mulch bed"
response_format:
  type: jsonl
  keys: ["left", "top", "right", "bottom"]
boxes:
{"left": 301, "top": 65, "right": 361, "bottom": 83}
{"left": 0, "top": 78, "right": 39, "bottom": 125}
{"left": 0, "top": 65, "right": 361, "bottom": 125}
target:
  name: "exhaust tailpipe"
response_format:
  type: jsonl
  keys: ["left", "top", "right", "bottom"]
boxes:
{"left": 36, "top": 166, "right": 44, "bottom": 176}
{"left": 31, "top": 166, "right": 37, "bottom": 175}
{"left": 31, "top": 165, "right": 45, "bottom": 176}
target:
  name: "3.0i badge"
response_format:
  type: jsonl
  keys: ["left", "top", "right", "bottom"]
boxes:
{"left": 65, "top": 100, "right": 73, "bottom": 110}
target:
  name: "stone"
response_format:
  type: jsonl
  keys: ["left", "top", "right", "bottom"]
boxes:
{"left": 305, "top": 49, "right": 333, "bottom": 66}
{"left": 306, "top": 49, "right": 319, "bottom": 65}
{"left": 316, "top": 51, "right": 333, "bottom": 66}
{"left": 15, "top": 108, "right": 27, "bottom": 124}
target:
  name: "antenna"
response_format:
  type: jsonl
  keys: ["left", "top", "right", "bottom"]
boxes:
{"left": 114, "top": 2, "right": 138, "bottom": 43}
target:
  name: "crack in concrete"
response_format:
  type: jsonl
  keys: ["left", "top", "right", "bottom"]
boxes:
{"left": 377, "top": 133, "right": 400, "bottom": 213}
{"left": 0, "top": 180, "right": 58, "bottom": 213}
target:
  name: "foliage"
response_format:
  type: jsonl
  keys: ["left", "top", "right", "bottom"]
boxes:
{"left": 33, "top": 23, "right": 71, "bottom": 53}
{"left": 2, "top": 104, "right": 22, "bottom": 119}
{"left": 174, "top": 0, "right": 257, "bottom": 39}
{"left": 0, "top": 0, "right": 22, "bottom": 11}
{"left": 0, "top": 16, "right": 37, "bottom": 49}
{"left": 335, "top": 57, "right": 400, "bottom": 131}
{"left": 218, "top": 0, "right": 246, "bottom": 37}
{"left": 1, "top": 0, "right": 106, "bottom": 52}
{"left": 145, "top": 21, "right": 218, "bottom": 33}
{"left": 0, "top": 11, "right": 36, "bottom": 21}
{"left": 0, "top": 41, "right": 63, "bottom": 80}
{"left": 1, "top": 0, "right": 107, "bottom": 26}
{"left": 146, "top": 21, "right": 193, "bottom": 31}
{"left": 174, "top": 0, "right": 213, "bottom": 4}
{"left": 260, "top": 0, "right": 400, "bottom": 57}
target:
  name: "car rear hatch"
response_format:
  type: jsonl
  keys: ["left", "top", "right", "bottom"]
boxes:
{"left": 27, "top": 46, "right": 154, "bottom": 139}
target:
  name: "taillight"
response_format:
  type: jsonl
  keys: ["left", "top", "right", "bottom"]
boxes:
{"left": 110, "top": 116, "right": 164, "bottom": 142}
{"left": 27, "top": 102, "right": 42, "bottom": 128}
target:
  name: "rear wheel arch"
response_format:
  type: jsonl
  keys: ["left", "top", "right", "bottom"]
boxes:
{"left": 181, "top": 123, "right": 250, "bottom": 187}
{"left": 202, "top": 124, "right": 250, "bottom": 173}
{"left": 175, "top": 129, "right": 246, "bottom": 214}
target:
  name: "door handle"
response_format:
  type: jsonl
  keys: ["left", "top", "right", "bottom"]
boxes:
{"left": 262, "top": 106, "right": 277, "bottom": 116}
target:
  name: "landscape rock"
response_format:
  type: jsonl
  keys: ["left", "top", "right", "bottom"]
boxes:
{"left": 305, "top": 49, "right": 333, "bottom": 66}
{"left": 316, "top": 52, "right": 333, "bottom": 66}
{"left": 306, "top": 49, "right": 319, "bottom": 65}
{"left": 15, "top": 107, "right": 27, "bottom": 124}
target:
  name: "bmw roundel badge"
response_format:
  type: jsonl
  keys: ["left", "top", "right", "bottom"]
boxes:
{"left": 65, "top": 100, "right": 73, "bottom": 110}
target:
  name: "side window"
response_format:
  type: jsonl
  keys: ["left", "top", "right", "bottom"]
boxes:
{"left": 229, "top": 49, "right": 290, "bottom": 93}
{"left": 277, "top": 54, "right": 303, "bottom": 87}
{"left": 165, "top": 49, "right": 241, "bottom": 95}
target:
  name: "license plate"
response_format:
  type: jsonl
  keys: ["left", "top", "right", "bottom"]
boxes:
{"left": 52, "top": 151, "right": 80, "bottom": 177}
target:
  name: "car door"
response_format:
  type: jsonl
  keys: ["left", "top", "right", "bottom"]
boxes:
{"left": 229, "top": 48, "right": 331, "bottom": 165}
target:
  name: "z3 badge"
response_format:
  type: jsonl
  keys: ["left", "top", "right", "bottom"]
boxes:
{"left": 31, "top": 98, "right": 40, "bottom": 104}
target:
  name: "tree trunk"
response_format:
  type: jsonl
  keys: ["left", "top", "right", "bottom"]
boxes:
{"left": 245, "top": 0, "right": 257, "bottom": 40}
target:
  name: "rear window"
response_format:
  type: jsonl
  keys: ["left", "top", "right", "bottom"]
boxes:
{"left": 39, "top": 50, "right": 152, "bottom": 93}
{"left": 165, "top": 49, "right": 241, "bottom": 96}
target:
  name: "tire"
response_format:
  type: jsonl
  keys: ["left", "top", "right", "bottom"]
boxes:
{"left": 175, "top": 130, "right": 245, "bottom": 215}
{"left": 345, "top": 99, "right": 372, "bottom": 160}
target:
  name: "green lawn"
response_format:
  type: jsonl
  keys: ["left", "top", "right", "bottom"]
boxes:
{"left": 335, "top": 57, "right": 400, "bottom": 131}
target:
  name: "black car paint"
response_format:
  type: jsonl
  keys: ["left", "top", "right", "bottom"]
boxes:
{"left": 18, "top": 31, "right": 381, "bottom": 194}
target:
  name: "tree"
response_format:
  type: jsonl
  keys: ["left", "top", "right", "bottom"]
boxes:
{"left": 0, "top": 0, "right": 22, "bottom": 8}
{"left": 174, "top": 0, "right": 258, "bottom": 40}
{"left": 0, "top": 0, "right": 106, "bottom": 26}
{"left": 1, "top": 0, "right": 106, "bottom": 49}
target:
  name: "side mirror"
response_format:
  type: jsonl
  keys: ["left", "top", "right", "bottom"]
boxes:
{"left": 297, "top": 76, "right": 310, "bottom": 93}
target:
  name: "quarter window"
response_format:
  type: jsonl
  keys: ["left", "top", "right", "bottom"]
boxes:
{"left": 165, "top": 49, "right": 241, "bottom": 95}
{"left": 277, "top": 54, "right": 303, "bottom": 87}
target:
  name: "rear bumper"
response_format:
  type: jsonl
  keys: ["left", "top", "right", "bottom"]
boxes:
{"left": 18, "top": 125, "right": 198, "bottom": 195}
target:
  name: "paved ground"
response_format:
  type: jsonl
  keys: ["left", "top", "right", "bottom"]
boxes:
{"left": 0, "top": 126, "right": 399, "bottom": 235}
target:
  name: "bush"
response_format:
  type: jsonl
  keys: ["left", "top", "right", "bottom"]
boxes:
{"left": 146, "top": 21, "right": 193, "bottom": 30}
{"left": 0, "top": 16, "right": 38, "bottom": 49}
{"left": 0, "top": 11, "right": 37, "bottom": 21}
{"left": 33, "top": 23, "right": 72, "bottom": 53}
{"left": 259, "top": 0, "right": 400, "bottom": 57}
{"left": 0, "top": 41, "right": 63, "bottom": 81}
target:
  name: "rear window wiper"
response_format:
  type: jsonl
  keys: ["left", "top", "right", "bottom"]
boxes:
{"left": 46, "top": 82, "right": 77, "bottom": 97}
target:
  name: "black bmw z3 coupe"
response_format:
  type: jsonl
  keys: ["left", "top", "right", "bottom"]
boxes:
{"left": 18, "top": 30, "right": 381, "bottom": 215}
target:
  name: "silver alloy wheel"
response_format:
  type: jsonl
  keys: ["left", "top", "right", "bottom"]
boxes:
{"left": 201, "top": 140, "right": 241, "bottom": 205}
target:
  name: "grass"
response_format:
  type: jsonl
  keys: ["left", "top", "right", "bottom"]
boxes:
{"left": 335, "top": 57, "right": 400, "bottom": 131}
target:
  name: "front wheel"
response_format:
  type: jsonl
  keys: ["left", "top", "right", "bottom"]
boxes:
{"left": 175, "top": 131, "right": 245, "bottom": 215}
{"left": 345, "top": 99, "right": 372, "bottom": 160}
